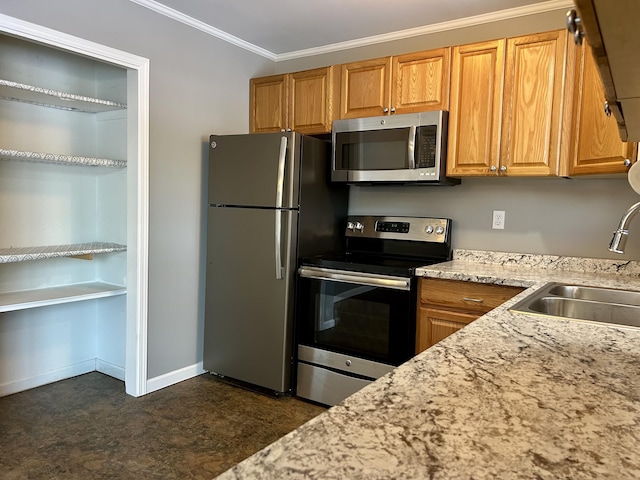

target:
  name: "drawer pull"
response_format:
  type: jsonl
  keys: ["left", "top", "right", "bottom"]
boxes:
{"left": 463, "top": 297, "right": 484, "bottom": 303}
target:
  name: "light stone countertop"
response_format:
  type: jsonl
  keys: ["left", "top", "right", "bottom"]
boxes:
{"left": 215, "top": 250, "right": 640, "bottom": 480}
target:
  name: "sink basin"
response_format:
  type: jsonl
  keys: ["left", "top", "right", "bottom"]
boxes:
{"left": 546, "top": 284, "right": 640, "bottom": 306}
{"left": 509, "top": 282, "right": 640, "bottom": 329}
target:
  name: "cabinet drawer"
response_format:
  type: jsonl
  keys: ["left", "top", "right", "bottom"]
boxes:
{"left": 419, "top": 278, "right": 524, "bottom": 314}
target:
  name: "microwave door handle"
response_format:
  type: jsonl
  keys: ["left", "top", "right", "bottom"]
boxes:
{"left": 407, "top": 126, "right": 416, "bottom": 169}
{"left": 274, "top": 136, "right": 287, "bottom": 280}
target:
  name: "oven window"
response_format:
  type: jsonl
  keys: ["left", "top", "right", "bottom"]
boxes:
{"left": 298, "top": 277, "right": 413, "bottom": 364}
{"left": 316, "top": 283, "right": 390, "bottom": 358}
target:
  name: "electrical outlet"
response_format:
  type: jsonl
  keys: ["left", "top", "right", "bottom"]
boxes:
{"left": 492, "top": 210, "right": 505, "bottom": 230}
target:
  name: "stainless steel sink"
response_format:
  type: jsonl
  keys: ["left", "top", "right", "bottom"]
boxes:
{"left": 509, "top": 282, "right": 640, "bottom": 329}
{"left": 546, "top": 284, "right": 640, "bottom": 306}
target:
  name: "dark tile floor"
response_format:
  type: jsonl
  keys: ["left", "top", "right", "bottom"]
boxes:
{"left": 0, "top": 372, "right": 326, "bottom": 479}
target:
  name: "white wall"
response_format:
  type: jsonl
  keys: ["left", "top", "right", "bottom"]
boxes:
{"left": 0, "top": 0, "right": 273, "bottom": 379}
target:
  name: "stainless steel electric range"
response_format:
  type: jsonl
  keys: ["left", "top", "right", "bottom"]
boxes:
{"left": 295, "top": 215, "right": 452, "bottom": 406}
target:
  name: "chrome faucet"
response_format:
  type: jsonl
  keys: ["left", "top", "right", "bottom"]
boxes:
{"left": 609, "top": 202, "right": 640, "bottom": 253}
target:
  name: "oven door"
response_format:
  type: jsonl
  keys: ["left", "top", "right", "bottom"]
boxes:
{"left": 297, "top": 266, "right": 416, "bottom": 366}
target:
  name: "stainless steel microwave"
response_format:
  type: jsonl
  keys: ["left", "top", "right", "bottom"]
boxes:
{"left": 331, "top": 111, "right": 459, "bottom": 185}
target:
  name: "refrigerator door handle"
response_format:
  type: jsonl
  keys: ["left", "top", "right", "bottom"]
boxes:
{"left": 274, "top": 136, "right": 287, "bottom": 280}
{"left": 275, "top": 136, "right": 287, "bottom": 208}
{"left": 275, "top": 210, "right": 284, "bottom": 279}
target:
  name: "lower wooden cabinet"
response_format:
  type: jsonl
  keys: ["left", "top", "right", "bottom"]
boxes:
{"left": 416, "top": 278, "right": 524, "bottom": 354}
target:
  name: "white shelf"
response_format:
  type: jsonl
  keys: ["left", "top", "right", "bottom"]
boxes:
{"left": 0, "top": 242, "right": 127, "bottom": 264}
{"left": 0, "top": 79, "right": 127, "bottom": 113}
{"left": 0, "top": 282, "right": 126, "bottom": 313}
{"left": 0, "top": 148, "right": 127, "bottom": 168}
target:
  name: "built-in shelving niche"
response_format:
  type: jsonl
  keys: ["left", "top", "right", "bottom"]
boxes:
{"left": 0, "top": 15, "right": 149, "bottom": 398}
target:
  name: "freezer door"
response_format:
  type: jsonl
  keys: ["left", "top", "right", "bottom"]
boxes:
{"left": 208, "top": 132, "right": 300, "bottom": 208}
{"left": 204, "top": 206, "right": 298, "bottom": 393}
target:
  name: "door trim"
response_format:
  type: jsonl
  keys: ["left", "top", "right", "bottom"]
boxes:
{"left": 0, "top": 13, "right": 150, "bottom": 397}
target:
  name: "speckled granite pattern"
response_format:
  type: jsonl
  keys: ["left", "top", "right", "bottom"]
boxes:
{"left": 451, "top": 249, "right": 640, "bottom": 276}
{"left": 216, "top": 251, "right": 640, "bottom": 479}
{"left": 416, "top": 249, "right": 640, "bottom": 289}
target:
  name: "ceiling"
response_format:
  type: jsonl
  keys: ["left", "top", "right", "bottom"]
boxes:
{"left": 130, "top": 0, "right": 573, "bottom": 60}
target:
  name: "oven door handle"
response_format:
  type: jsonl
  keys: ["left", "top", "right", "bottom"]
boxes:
{"left": 298, "top": 267, "right": 411, "bottom": 291}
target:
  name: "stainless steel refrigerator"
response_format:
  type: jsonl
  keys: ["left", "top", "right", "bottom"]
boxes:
{"left": 204, "top": 132, "right": 347, "bottom": 395}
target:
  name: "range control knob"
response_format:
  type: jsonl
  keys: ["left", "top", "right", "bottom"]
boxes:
{"left": 346, "top": 221, "right": 355, "bottom": 231}
{"left": 354, "top": 222, "right": 364, "bottom": 232}
{"left": 425, "top": 225, "right": 434, "bottom": 234}
{"left": 435, "top": 226, "right": 445, "bottom": 235}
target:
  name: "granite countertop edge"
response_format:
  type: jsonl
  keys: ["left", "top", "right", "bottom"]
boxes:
{"left": 216, "top": 250, "right": 640, "bottom": 480}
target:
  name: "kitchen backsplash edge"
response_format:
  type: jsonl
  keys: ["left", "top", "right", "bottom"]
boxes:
{"left": 448, "top": 249, "right": 640, "bottom": 277}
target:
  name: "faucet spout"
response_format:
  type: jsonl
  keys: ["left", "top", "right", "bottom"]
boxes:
{"left": 609, "top": 201, "right": 640, "bottom": 254}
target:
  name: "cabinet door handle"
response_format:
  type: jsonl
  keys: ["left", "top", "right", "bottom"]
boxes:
{"left": 604, "top": 101, "right": 612, "bottom": 117}
{"left": 566, "top": 10, "right": 584, "bottom": 45}
{"left": 383, "top": 107, "right": 389, "bottom": 113}
{"left": 500, "top": 165, "right": 507, "bottom": 172}
{"left": 463, "top": 297, "right": 484, "bottom": 303}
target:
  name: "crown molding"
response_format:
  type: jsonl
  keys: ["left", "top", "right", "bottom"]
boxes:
{"left": 277, "top": 0, "right": 574, "bottom": 61}
{"left": 129, "top": 0, "right": 573, "bottom": 62}
{"left": 128, "top": 0, "right": 277, "bottom": 61}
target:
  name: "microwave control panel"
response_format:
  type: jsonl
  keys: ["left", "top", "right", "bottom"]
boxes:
{"left": 417, "top": 125, "right": 437, "bottom": 168}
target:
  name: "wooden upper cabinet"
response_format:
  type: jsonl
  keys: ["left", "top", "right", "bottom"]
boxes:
{"left": 340, "top": 48, "right": 450, "bottom": 119}
{"left": 391, "top": 48, "right": 450, "bottom": 114}
{"left": 249, "top": 74, "right": 288, "bottom": 133}
{"left": 500, "top": 30, "right": 568, "bottom": 176}
{"left": 340, "top": 57, "right": 391, "bottom": 118}
{"left": 288, "top": 66, "right": 339, "bottom": 134}
{"left": 563, "top": 42, "right": 637, "bottom": 175}
{"left": 249, "top": 66, "right": 338, "bottom": 134}
{"left": 447, "top": 39, "right": 505, "bottom": 177}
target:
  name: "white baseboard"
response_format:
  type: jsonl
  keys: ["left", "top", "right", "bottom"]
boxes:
{"left": 0, "top": 360, "right": 206, "bottom": 397}
{"left": 96, "top": 359, "right": 125, "bottom": 381}
{"left": 146, "top": 361, "right": 205, "bottom": 394}
{"left": 0, "top": 360, "right": 96, "bottom": 397}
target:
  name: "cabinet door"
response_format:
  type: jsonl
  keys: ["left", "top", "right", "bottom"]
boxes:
{"left": 416, "top": 307, "right": 477, "bottom": 354}
{"left": 249, "top": 74, "right": 288, "bottom": 133}
{"left": 500, "top": 30, "right": 568, "bottom": 176}
{"left": 340, "top": 57, "right": 391, "bottom": 119}
{"left": 565, "top": 42, "right": 637, "bottom": 175}
{"left": 447, "top": 39, "right": 505, "bottom": 176}
{"left": 288, "top": 66, "right": 339, "bottom": 134}
{"left": 391, "top": 48, "right": 451, "bottom": 114}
